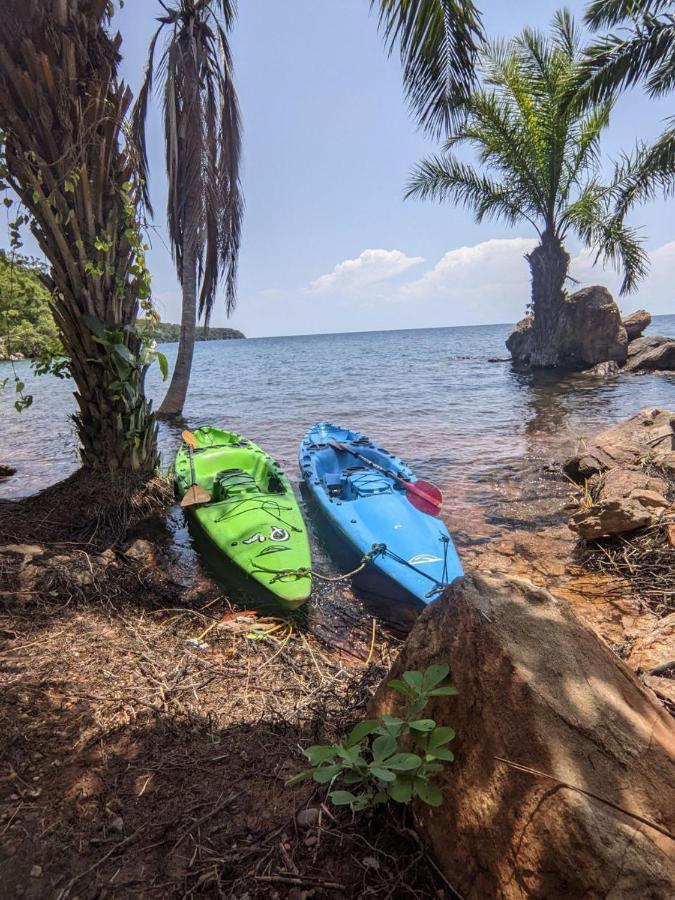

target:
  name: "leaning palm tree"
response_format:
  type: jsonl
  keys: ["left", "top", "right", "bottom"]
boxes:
{"left": 132, "top": 0, "right": 242, "bottom": 419}
{"left": 578, "top": 0, "right": 675, "bottom": 215}
{"left": 373, "top": 0, "right": 485, "bottom": 135}
{"left": 406, "top": 10, "right": 648, "bottom": 368}
{"left": 0, "top": 0, "right": 158, "bottom": 475}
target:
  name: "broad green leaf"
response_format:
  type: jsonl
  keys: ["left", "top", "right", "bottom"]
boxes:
{"left": 372, "top": 734, "right": 397, "bottom": 763}
{"left": 409, "top": 719, "right": 436, "bottom": 732}
{"left": 384, "top": 753, "right": 422, "bottom": 771}
{"left": 82, "top": 314, "right": 106, "bottom": 338}
{"left": 369, "top": 765, "right": 396, "bottom": 782}
{"left": 313, "top": 764, "right": 341, "bottom": 784}
{"left": 15, "top": 381, "right": 24, "bottom": 393}
{"left": 415, "top": 779, "right": 443, "bottom": 807}
{"left": 386, "top": 679, "right": 413, "bottom": 697}
{"left": 329, "top": 790, "right": 357, "bottom": 806}
{"left": 426, "top": 747, "right": 455, "bottom": 762}
{"left": 402, "top": 670, "right": 424, "bottom": 692}
{"left": 429, "top": 686, "right": 458, "bottom": 697}
{"left": 345, "top": 719, "right": 380, "bottom": 747}
{"left": 303, "top": 745, "right": 338, "bottom": 765}
{"left": 388, "top": 777, "right": 413, "bottom": 804}
{"left": 429, "top": 727, "right": 456, "bottom": 750}
{"left": 155, "top": 351, "right": 168, "bottom": 381}
{"left": 422, "top": 663, "right": 450, "bottom": 689}
{"left": 113, "top": 343, "right": 135, "bottom": 365}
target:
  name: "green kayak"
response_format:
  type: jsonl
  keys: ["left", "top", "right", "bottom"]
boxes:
{"left": 174, "top": 426, "right": 311, "bottom": 608}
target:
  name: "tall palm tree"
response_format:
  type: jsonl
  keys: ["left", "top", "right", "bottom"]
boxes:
{"left": 406, "top": 10, "right": 648, "bottom": 368}
{"left": 0, "top": 0, "right": 159, "bottom": 475}
{"left": 373, "top": 0, "right": 484, "bottom": 135}
{"left": 132, "top": 0, "right": 242, "bottom": 419}
{"left": 579, "top": 0, "right": 675, "bottom": 215}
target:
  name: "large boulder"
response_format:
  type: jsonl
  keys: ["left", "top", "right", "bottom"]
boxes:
{"left": 627, "top": 334, "right": 670, "bottom": 359}
{"left": 623, "top": 309, "right": 652, "bottom": 340}
{"left": 625, "top": 340, "right": 675, "bottom": 372}
{"left": 593, "top": 408, "right": 675, "bottom": 464}
{"left": 507, "top": 286, "right": 628, "bottom": 370}
{"left": 370, "top": 574, "right": 675, "bottom": 899}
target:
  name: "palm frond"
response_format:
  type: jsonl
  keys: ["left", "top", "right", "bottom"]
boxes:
{"left": 584, "top": 0, "right": 670, "bottom": 30}
{"left": 372, "top": 0, "right": 484, "bottom": 136}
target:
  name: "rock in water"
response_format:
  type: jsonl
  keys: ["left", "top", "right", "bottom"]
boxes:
{"left": 627, "top": 335, "right": 670, "bottom": 359}
{"left": 625, "top": 340, "right": 675, "bottom": 372}
{"left": 370, "top": 574, "right": 675, "bottom": 899}
{"left": 623, "top": 309, "right": 652, "bottom": 340}
{"left": 506, "top": 286, "right": 627, "bottom": 370}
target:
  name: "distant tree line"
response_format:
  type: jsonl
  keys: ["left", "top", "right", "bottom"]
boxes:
{"left": 148, "top": 321, "right": 245, "bottom": 344}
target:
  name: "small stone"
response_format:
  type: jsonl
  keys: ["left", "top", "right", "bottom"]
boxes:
{"left": 30, "top": 866, "right": 42, "bottom": 878}
{"left": 109, "top": 816, "right": 124, "bottom": 833}
{"left": 0, "top": 464, "right": 16, "bottom": 478}
{"left": 9, "top": 793, "right": 19, "bottom": 801}
{"left": 667, "top": 524, "right": 675, "bottom": 548}
{"left": 296, "top": 807, "right": 320, "bottom": 829}
{"left": 304, "top": 834, "right": 317, "bottom": 847}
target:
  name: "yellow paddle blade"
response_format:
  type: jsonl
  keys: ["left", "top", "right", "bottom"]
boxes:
{"left": 182, "top": 429, "right": 198, "bottom": 450}
{"left": 180, "top": 484, "right": 211, "bottom": 508}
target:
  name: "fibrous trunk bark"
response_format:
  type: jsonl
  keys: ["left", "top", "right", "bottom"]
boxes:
{"left": 525, "top": 230, "right": 570, "bottom": 368}
{"left": 157, "top": 242, "right": 197, "bottom": 418}
{"left": 0, "top": 0, "right": 158, "bottom": 477}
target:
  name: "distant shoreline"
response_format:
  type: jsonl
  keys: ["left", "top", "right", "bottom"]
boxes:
{"left": 150, "top": 323, "right": 245, "bottom": 344}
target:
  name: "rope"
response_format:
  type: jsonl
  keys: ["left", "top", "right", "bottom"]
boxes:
{"left": 251, "top": 544, "right": 387, "bottom": 585}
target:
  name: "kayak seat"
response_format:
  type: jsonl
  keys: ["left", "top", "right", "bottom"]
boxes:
{"left": 324, "top": 472, "right": 344, "bottom": 497}
{"left": 212, "top": 468, "right": 259, "bottom": 501}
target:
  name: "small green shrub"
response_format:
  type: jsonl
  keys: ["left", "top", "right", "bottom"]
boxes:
{"left": 288, "top": 664, "right": 457, "bottom": 811}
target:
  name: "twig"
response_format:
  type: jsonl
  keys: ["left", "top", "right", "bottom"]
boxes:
{"left": 254, "top": 873, "right": 346, "bottom": 889}
{"left": 494, "top": 757, "right": 674, "bottom": 841}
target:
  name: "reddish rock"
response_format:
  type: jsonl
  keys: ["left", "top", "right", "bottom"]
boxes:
{"left": 370, "top": 574, "right": 675, "bottom": 899}
{"left": 569, "top": 497, "right": 653, "bottom": 539}
{"left": 623, "top": 309, "right": 652, "bottom": 340}
{"left": 629, "top": 613, "right": 675, "bottom": 673}
{"left": 593, "top": 408, "right": 675, "bottom": 465}
{"left": 597, "top": 466, "right": 668, "bottom": 502}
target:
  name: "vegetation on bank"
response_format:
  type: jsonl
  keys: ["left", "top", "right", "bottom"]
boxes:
{"left": 148, "top": 321, "right": 245, "bottom": 344}
{"left": 0, "top": 251, "right": 60, "bottom": 360}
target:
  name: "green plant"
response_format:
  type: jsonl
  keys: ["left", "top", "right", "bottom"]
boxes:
{"left": 288, "top": 664, "right": 457, "bottom": 812}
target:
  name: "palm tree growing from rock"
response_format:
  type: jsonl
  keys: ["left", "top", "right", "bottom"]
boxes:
{"left": 579, "top": 0, "right": 675, "bottom": 215}
{"left": 0, "top": 0, "right": 159, "bottom": 476}
{"left": 132, "top": 0, "right": 242, "bottom": 419}
{"left": 406, "top": 10, "right": 648, "bottom": 368}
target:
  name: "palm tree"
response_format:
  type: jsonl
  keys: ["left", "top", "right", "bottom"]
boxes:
{"left": 0, "top": 0, "right": 159, "bottom": 475}
{"left": 406, "top": 10, "right": 648, "bottom": 368}
{"left": 372, "top": 0, "right": 484, "bottom": 135}
{"left": 579, "top": 0, "right": 675, "bottom": 215}
{"left": 132, "top": 0, "right": 242, "bottom": 419}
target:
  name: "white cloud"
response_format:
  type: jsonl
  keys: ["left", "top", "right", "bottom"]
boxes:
{"left": 308, "top": 248, "right": 424, "bottom": 295}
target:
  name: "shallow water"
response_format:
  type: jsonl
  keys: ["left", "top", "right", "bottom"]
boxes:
{"left": 2, "top": 318, "right": 675, "bottom": 555}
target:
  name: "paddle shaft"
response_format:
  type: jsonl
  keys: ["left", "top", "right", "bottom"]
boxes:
{"left": 331, "top": 443, "right": 442, "bottom": 509}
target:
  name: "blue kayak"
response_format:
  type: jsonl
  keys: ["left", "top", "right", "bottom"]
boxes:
{"left": 299, "top": 423, "right": 462, "bottom": 606}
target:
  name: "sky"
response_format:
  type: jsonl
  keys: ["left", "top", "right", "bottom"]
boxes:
{"left": 4, "top": 0, "right": 674, "bottom": 336}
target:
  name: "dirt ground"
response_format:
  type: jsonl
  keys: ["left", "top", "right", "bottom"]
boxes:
{"left": 0, "top": 477, "right": 454, "bottom": 899}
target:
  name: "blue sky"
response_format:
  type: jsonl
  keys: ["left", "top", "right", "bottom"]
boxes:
{"left": 5, "top": 1, "right": 675, "bottom": 335}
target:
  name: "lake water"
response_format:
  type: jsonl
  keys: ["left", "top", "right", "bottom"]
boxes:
{"left": 2, "top": 318, "right": 675, "bottom": 552}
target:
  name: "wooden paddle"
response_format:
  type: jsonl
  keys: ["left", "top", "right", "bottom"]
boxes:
{"left": 329, "top": 441, "right": 443, "bottom": 516}
{"left": 180, "top": 430, "right": 211, "bottom": 508}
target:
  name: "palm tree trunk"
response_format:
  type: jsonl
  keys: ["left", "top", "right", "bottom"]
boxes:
{"left": 157, "top": 241, "right": 198, "bottom": 419}
{"left": 526, "top": 231, "right": 570, "bottom": 368}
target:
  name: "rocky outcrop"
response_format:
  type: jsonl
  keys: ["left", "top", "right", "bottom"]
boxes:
{"left": 627, "top": 334, "right": 670, "bottom": 359}
{"left": 507, "top": 286, "right": 628, "bottom": 370}
{"left": 623, "top": 309, "right": 652, "bottom": 340}
{"left": 626, "top": 339, "right": 675, "bottom": 372}
{"left": 0, "top": 464, "right": 16, "bottom": 478}
{"left": 370, "top": 573, "right": 675, "bottom": 899}
{"left": 564, "top": 408, "right": 674, "bottom": 539}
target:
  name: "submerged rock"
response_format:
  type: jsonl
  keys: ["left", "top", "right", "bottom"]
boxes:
{"left": 0, "top": 464, "right": 16, "bottom": 478}
{"left": 623, "top": 309, "right": 652, "bottom": 340}
{"left": 370, "top": 573, "right": 675, "bottom": 899}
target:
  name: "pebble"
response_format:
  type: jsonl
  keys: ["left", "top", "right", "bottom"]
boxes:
{"left": 30, "top": 866, "right": 42, "bottom": 878}
{"left": 110, "top": 816, "right": 124, "bottom": 833}
{"left": 295, "top": 807, "right": 320, "bottom": 829}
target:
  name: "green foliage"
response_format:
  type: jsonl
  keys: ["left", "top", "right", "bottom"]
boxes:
{"left": 287, "top": 664, "right": 457, "bottom": 813}
{"left": 406, "top": 10, "right": 649, "bottom": 294}
{"left": 146, "top": 321, "right": 245, "bottom": 344}
{"left": 0, "top": 250, "right": 61, "bottom": 360}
